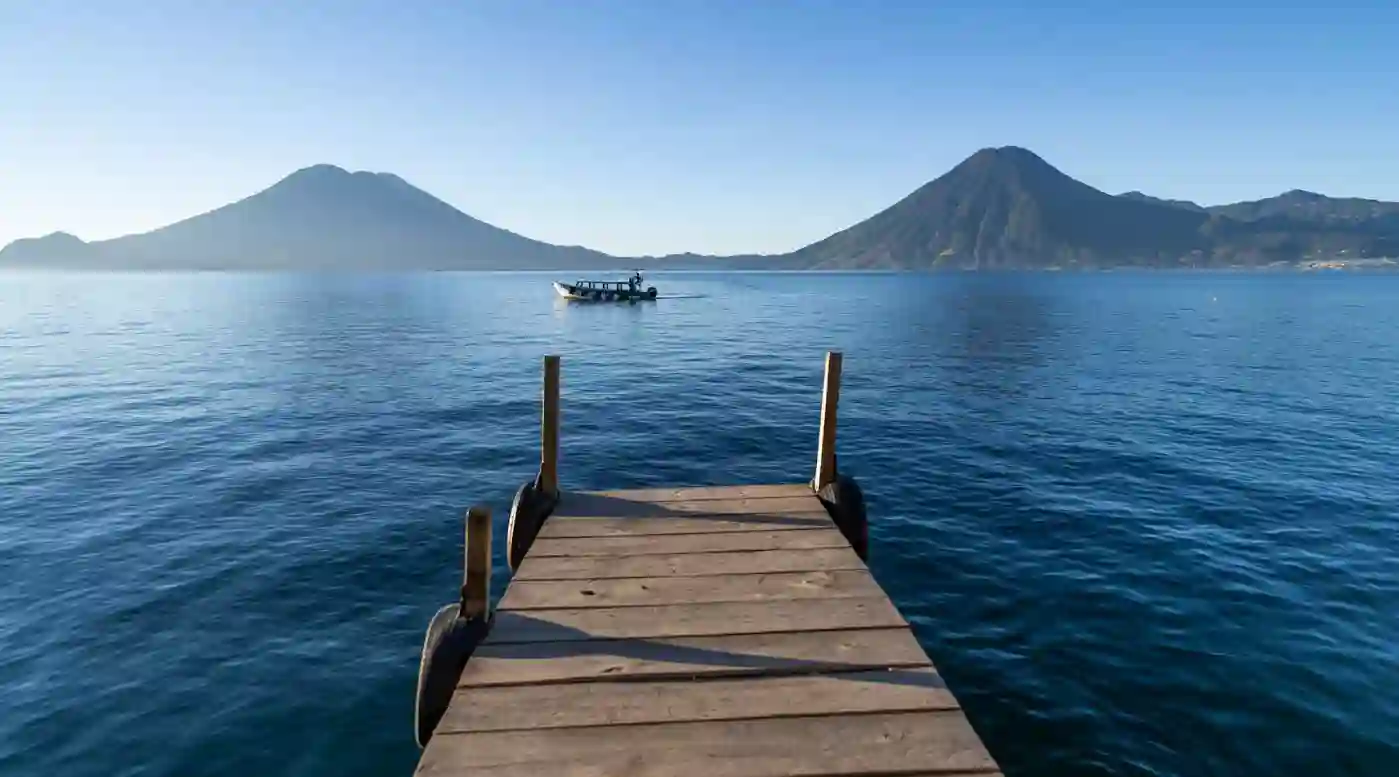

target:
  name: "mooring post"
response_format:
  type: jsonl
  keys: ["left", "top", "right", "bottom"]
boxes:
{"left": 507, "top": 356, "right": 562, "bottom": 571}
{"left": 813, "top": 351, "right": 843, "bottom": 490}
{"left": 416, "top": 504, "right": 493, "bottom": 748}
{"left": 540, "top": 354, "right": 560, "bottom": 498}
{"left": 461, "top": 506, "right": 491, "bottom": 619}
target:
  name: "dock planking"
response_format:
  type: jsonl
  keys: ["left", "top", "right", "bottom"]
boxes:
{"left": 512, "top": 546, "right": 869, "bottom": 581}
{"left": 459, "top": 628, "right": 935, "bottom": 686}
{"left": 418, "top": 711, "right": 996, "bottom": 777}
{"left": 551, "top": 492, "right": 832, "bottom": 519}
{"left": 536, "top": 511, "right": 835, "bottom": 537}
{"left": 437, "top": 667, "right": 956, "bottom": 733}
{"left": 526, "top": 526, "right": 852, "bottom": 557}
{"left": 486, "top": 596, "right": 908, "bottom": 644}
{"left": 497, "top": 568, "right": 886, "bottom": 610}
{"left": 416, "top": 483, "right": 999, "bottom": 777}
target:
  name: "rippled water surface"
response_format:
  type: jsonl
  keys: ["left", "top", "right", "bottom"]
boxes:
{"left": 2, "top": 271, "right": 1398, "bottom": 777}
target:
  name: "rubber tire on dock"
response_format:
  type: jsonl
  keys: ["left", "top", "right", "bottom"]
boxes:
{"left": 507, "top": 478, "right": 558, "bottom": 571}
{"left": 817, "top": 473, "right": 868, "bottom": 561}
{"left": 415, "top": 604, "right": 490, "bottom": 748}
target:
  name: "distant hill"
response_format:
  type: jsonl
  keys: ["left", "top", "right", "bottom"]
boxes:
{"left": 1117, "top": 191, "right": 1205, "bottom": 212}
{"left": 5, "top": 151, "right": 1399, "bottom": 270}
{"left": 2, "top": 232, "right": 90, "bottom": 263}
{"left": 787, "top": 147, "right": 1399, "bottom": 269}
{"left": 0, "top": 165, "right": 621, "bottom": 270}
{"left": 787, "top": 147, "right": 1211, "bottom": 269}
{"left": 1206, "top": 189, "right": 1399, "bottom": 225}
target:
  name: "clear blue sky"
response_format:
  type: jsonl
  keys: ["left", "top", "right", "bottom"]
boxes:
{"left": 2, "top": 0, "right": 1395, "bottom": 256}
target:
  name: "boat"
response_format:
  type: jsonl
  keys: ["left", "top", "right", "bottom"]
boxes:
{"left": 553, "top": 270, "right": 658, "bottom": 302}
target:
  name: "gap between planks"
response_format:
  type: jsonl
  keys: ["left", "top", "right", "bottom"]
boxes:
{"left": 437, "top": 667, "right": 955, "bottom": 733}
{"left": 551, "top": 494, "right": 827, "bottom": 519}
{"left": 484, "top": 597, "right": 908, "bottom": 645}
{"left": 459, "top": 627, "right": 935, "bottom": 688}
{"left": 414, "top": 710, "right": 997, "bottom": 777}
{"left": 512, "top": 547, "right": 867, "bottom": 581}
{"left": 538, "top": 511, "right": 835, "bottom": 538}
{"left": 526, "top": 527, "right": 850, "bottom": 558}
{"left": 580, "top": 483, "right": 814, "bottom": 502}
{"left": 498, "top": 569, "right": 886, "bottom": 610}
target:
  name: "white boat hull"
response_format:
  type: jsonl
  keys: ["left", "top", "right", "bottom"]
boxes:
{"left": 553, "top": 281, "right": 658, "bottom": 302}
{"left": 553, "top": 282, "right": 590, "bottom": 300}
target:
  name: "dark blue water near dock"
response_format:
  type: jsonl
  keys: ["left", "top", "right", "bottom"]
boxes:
{"left": 2, "top": 271, "right": 1398, "bottom": 777}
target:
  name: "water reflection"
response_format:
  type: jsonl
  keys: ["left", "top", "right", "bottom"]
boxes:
{"left": 4, "top": 272, "right": 1399, "bottom": 777}
{"left": 874, "top": 274, "right": 1067, "bottom": 407}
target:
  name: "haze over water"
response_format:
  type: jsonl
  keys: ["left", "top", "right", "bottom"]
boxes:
{"left": 2, "top": 271, "right": 1397, "bottom": 777}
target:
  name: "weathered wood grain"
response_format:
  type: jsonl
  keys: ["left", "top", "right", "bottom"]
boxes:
{"left": 539, "top": 512, "right": 835, "bottom": 538}
{"left": 484, "top": 597, "right": 907, "bottom": 644}
{"left": 513, "top": 547, "right": 866, "bottom": 581}
{"left": 462, "top": 507, "right": 491, "bottom": 618}
{"left": 526, "top": 527, "right": 850, "bottom": 557}
{"left": 414, "top": 711, "right": 997, "bottom": 777}
{"left": 498, "top": 569, "right": 885, "bottom": 610}
{"left": 459, "top": 628, "right": 934, "bottom": 687}
{"left": 552, "top": 493, "right": 826, "bottom": 519}
{"left": 586, "top": 483, "right": 813, "bottom": 502}
{"left": 417, "top": 481, "right": 1000, "bottom": 777}
{"left": 438, "top": 668, "right": 954, "bottom": 732}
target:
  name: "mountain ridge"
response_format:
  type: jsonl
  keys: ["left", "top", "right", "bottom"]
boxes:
{"left": 5, "top": 148, "right": 1398, "bottom": 270}
{"left": 787, "top": 146, "right": 1399, "bottom": 268}
{"left": 788, "top": 146, "right": 1213, "bottom": 269}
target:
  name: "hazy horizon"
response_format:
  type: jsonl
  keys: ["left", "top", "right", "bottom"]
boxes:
{"left": 4, "top": 1, "right": 1397, "bottom": 255}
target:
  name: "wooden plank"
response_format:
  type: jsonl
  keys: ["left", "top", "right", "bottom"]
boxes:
{"left": 498, "top": 569, "right": 885, "bottom": 610}
{"left": 513, "top": 547, "right": 866, "bottom": 581}
{"left": 587, "top": 483, "right": 813, "bottom": 502}
{"left": 552, "top": 493, "right": 826, "bottom": 519}
{"left": 437, "top": 668, "right": 954, "bottom": 733}
{"left": 538, "top": 512, "right": 834, "bottom": 538}
{"left": 460, "top": 628, "right": 933, "bottom": 687}
{"left": 526, "top": 527, "right": 850, "bottom": 558}
{"left": 484, "top": 597, "right": 907, "bottom": 644}
{"left": 414, "top": 710, "right": 997, "bottom": 777}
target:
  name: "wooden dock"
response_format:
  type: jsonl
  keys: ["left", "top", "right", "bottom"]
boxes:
{"left": 412, "top": 353, "right": 1001, "bottom": 777}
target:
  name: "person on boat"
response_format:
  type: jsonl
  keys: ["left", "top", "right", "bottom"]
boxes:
{"left": 630, "top": 270, "right": 643, "bottom": 291}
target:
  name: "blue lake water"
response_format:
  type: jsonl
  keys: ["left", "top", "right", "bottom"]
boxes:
{"left": 2, "top": 271, "right": 1397, "bottom": 777}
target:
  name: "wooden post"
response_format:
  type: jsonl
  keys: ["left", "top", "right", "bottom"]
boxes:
{"left": 461, "top": 506, "right": 491, "bottom": 619}
{"left": 813, "top": 351, "right": 842, "bottom": 490}
{"left": 540, "top": 355, "right": 560, "bottom": 497}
